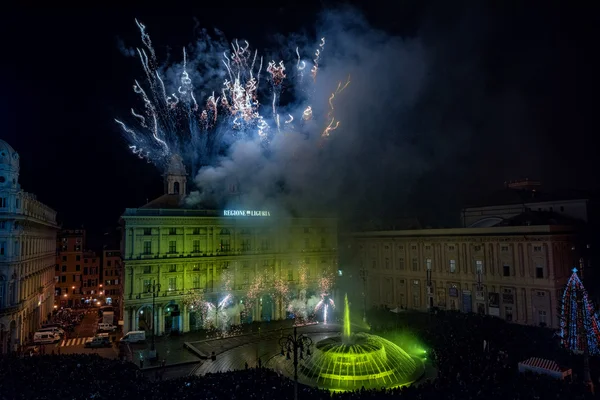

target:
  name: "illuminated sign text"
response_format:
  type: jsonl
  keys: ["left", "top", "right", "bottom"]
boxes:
{"left": 223, "top": 210, "right": 271, "bottom": 217}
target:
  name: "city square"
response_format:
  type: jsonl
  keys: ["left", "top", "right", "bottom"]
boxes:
{"left": 1, "top": 3, "right": 599, "bottom": 399}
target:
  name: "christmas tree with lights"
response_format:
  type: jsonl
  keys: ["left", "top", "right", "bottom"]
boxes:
{"left": 560, "top": 268, "right": 600, "bottom": 355}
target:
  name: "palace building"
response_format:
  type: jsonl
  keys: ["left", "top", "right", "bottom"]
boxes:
{"left": 349, "top": 221, "right": 581, "bottom": 330}
{"left": 0, "top": 139, "right": 58, "bottom": 353}
{"left": 121, "top": 155, "right": 337, "bottom": 335}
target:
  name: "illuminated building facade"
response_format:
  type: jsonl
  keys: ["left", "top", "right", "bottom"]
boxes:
{"left": 350, "top": 224, "right": 579, "bottom": 329}
{"left": 0, "top": 139, "right": 58, "bottom": 353}
{"left": 101, "top": 250, "right": 122, "bottom": 312}
{"left": 121, "top": 155, "right": 337, "bottom": 334}
{"left": 55, "top": 230, "right": 100, "bottom": 307}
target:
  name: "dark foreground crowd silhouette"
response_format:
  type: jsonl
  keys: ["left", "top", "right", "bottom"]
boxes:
{"left": 1, "top": 310, "right": 597, "bottom": 399}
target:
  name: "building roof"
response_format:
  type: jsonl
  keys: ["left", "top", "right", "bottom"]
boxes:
{"left": 349, "top": 224, "right": 576, "bottom": 238}
{"left": 465, "top": 188, "right": 591, "bottom": 208}
{"left": 0, "top": 139, "right": 20, "bottom": 175}
{"left": 495, "top": 211, "right": 585, "bottom": 227}
{"left": 140, "top": 194, "right": 184, "bottom": 209}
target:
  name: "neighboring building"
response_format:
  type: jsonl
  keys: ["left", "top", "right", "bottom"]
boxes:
{"left": 102, "top": 249, "right": 123, "bottom": 316}
{"left": 462, "top": 180, "right": 592, "bottom": 228}
{"left": 121, "top": 155, "right": 338, "bottom": 334}
{"left": 0, "top": 139, "right": 58, "bottom": 353}
{"left": 350, "top": 223, "right": 579, "bottom": 329}
{"left": 55, "top": 230, "right": 100, "bottom": 307}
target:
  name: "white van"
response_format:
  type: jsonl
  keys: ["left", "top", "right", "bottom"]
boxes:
{"left": 38, "top": 327, "right": 65, "bottom": 337}
{"left": 33, "top": 331, "right": 60, "bottom": 344}
{"left": 120, "top": 331, "right": 145, "bottom": 343}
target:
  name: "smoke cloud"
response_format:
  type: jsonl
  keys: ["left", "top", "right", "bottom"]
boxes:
{"left": 178, "top": 6, "right": 431, "bottom": 225}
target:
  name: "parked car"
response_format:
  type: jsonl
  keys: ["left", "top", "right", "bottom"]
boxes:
{"left": 37, "top": 327, "right": 65, "bottom": 337}
{"left": 97, "top": 323, "right": 117, "bottom": 332}
{"left": 84, "top": 336, "right": 112, "bottom": 348}
{"left": 120, "top": 331, "right": 145, "bottom": 343}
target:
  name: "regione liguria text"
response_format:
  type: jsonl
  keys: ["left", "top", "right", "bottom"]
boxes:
{"left": 223, "top": 210, "right": 271, "bottom": 217}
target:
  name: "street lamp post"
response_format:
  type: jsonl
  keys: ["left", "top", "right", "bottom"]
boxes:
{"left": 279, "top": 327, "right": 313, "bottom": 400}
{"left": 359, "top": 268, "right": 368, "bottom": 322}
{"left": 146, "top": 281, "right": 161, "bottom": 358}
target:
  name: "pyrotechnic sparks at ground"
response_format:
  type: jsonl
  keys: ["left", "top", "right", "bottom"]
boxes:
{"left": 115, "top": 20, "right": 350, "bottom": 170}
{"left": 315, "top": 273, "right": 336, "bottom": 324}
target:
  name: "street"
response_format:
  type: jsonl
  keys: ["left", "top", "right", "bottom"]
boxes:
{"left": 41, "top": 308, "right": 118, "bottom": 358}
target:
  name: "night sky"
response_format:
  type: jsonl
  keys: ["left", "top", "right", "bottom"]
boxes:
{"left": 1, "top": 2, "right": 598, "bottom": 248}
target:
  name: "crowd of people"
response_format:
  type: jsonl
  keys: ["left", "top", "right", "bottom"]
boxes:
{"left": 0, "top": 310, "right": 597, "bottom": 399}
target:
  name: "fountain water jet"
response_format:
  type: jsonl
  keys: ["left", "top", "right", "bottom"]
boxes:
{"left": 296, "top": 294, "right": 424, "bottom": 391}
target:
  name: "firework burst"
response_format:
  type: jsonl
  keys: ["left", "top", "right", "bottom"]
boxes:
{"left": 116, "top": 20, "right": 350, "bottom": 170}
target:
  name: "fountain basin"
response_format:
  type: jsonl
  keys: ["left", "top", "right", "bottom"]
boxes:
{"left": 298, "top": 332, "right": 424, "bottom": 391}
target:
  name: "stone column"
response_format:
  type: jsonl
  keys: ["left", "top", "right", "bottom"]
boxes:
{"left": 124, "top": 308, "right": 131, "bottom": 333}
{"left": 182, "top": 305, "right": 189, "bottom": 333}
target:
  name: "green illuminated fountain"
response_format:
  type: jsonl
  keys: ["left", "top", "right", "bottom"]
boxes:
{"left": 298, "top": 294, "right": 424, "bottom": 392}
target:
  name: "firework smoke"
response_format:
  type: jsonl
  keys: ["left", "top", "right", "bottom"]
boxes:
{"left": 116, "top": 7, "right": 430, "bottom": 221}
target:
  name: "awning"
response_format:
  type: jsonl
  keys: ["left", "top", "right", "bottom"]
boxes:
{"left": 518, "top": 357, "right": 572, "bottom": 380}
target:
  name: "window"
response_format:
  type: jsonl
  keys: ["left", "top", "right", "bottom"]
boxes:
{"left": 412, "top": 258, "right": 418, "bottom": 271}
{"left": 62, "top": 255, "right": 67, "bottom": 261}
{"left": 55, "top": 265, "right": 59, "bottom": 271}
{"left": 143, "top": 228, "right": 152, "bottom": 235}
{"left": 449, "top": 260, "right": 456, "bottom": 273}
{"left": 76, "top": 265, "right": 81, "bottom": 272}
{"left": 241, "top": 239, "right": 251, "bottom": 251}
{"left": 169, "top": 241, "right": 177, "bottom": 253}
{"left": 143, "top": 241, "right": 152, "bottom": 254}
{"left": 501, "top": 246, "right": 509, "bottom": 251}
{"left": 385, "top": 258, "right": 390, "bottom": 269}
{"left": 411, "top": 245, "right": 417, "bottom": 250}
{"left": 169, "top": 265, "right": 177, "bottom": 273}
{"left": 107, "top": 261, "right": 112, "bottom": 267}
{"left": 16, "top": 199, "right": 20, "bottom": 208}
{"left": 476, "top": 260, "right": 483, "bottom": 273}
{"left": 0, "top": 221, "right": 5, "bottom": 230}
{"left": 538, "top": 310, "right": 547, "bottom": 325}
{"left": 425, "top": 246, "right": 431, "bottom": 250}
{"left": 560, "top": 206, "right": 564, "bottom": 212}
{"left": 142, "top": 279, "right": 152, "bottom": 291}
{"left": 193, "top": 228, "right": 200, "bottom": 235}
{"left": 220, "top": 239, "right": 230, "bottom": 252}
{"left": 0, "top": 241, "right": 5, "bottom": 256}
{"left": 397, "top": 258, "right": 405, "bottom": 270}
{"left": 143, "top": 266, "right": 151, "bottom": 274}
{"left": 169, "top": 228, "right": 176, "bottom": 235}
{"left": 426, "top": 259, "right": 432, "bottom": 271}
{"left": 168, "top": 277, "right": 177, "bottom": 291}
{"left": 192, "top": 274, "right": 201, "bottom": 288}
{"left": 83, "top": 267, "right": 88, "bottom": 274}
{"left": 505, "top": 306, "right": 513, "bottom": 322}
{"left": 533, "top": 246, "right": 542, "bottom": 252}
{"left": 503, "top": 264, "right": 510, "bottom": 277}
{"left": 372, "top": 260, "right": 377, "bottom": 269}
{"left": 474, "top": 245, "right": 481, "bottom": 252}
{"left": 536, "top": 265, "right": 544, "bottom": 279}
{"left": 76, "top": 255, "right": 81, "bottom": 261}
{"left": 193, "top": 240, "right": 200, "bottom": 253}
{"left": 0, "top": 198, "right": 6, "bottom": 208}
{"left": 84, "top": 259, "right": 88, "bottom": 263}
{"left": 62, "top": 265, "right": 67, "bottom": 272}
{"left": 448, "top": 246, "right": 455, "bottom": 251}
{"left": 412, "top": 293, "right": 420, "bottom": 308}
{"left": 287, "top": 270, "right": 293, "bottom": 281}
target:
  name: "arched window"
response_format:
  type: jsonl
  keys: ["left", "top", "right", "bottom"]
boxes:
{"left": 173, "top": 181, "right": 180, "bottom": 194}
